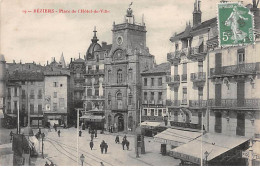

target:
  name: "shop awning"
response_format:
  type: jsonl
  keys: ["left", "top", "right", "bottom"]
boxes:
{"left": 154, "top": 128, "right": 202, "bottom": 147}
{"left": 169, "top": 133, "right": 249, "bottom": 165}
{"left": 140, "top": 121, "right": 163, "bottom": 129}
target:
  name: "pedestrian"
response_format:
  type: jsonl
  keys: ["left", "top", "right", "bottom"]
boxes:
{"left": 79, "top": 130, "right": 82, "bottom": 137}
{"left": 54, "top": 124, "right": 57, "bottom": 132}
{"left": 10, "top": 131, "right": 13, "bottom": 142}
{"left": 115, "top": 135, "right": 120, "bottom": 144}
{"left": 100, "top": 162, "right": 104, "bottom": 166}
{"left": 123, "top": 135, "right": 127, "bottom": 141}
{"left": 125, "top": 140, "right": 130, "bottom": 150}
{"left": 58, "top": 130, "right": 61, "bottom": 137}
{"left": 38, "top": 128, "right": 41, "bottom": 135}
{"left": 90, "top": 140, "right": 94, "bottom": 150}
{"left": 100, "top": 141, "right": 104, "bottom": 154}
{"left": 122, "top": 140, "right": 125, "bottom": 150}
{"left": 88, "top": 127, "right": 91, "bottom": 134}
{"left": 94, "top": 129, "right": 97, "bottom": 138}
{"left": 42, "top": 133, "right": 45, "bottom": 139}
{"left": 50, "top": 162, "right": 55, "bottom": 166}
{"left": 44, "top": 161, "right": 49, "bottom": 166}
{"left": 104, "top": 143, "right": 108, "bottom": 154}
{"left": 91, "top": 133, "right": 94, "bottom": 141}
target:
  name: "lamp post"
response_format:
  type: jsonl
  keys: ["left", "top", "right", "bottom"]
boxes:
{"left": 41, "top": 133, "right": 45, "bottom": 159}
{"left": 80, "top": 154, "right": 85, "bottom": 166}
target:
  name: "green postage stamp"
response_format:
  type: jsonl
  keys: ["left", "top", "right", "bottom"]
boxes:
{"left": 218, "top": 2, "right": 254, "bottom": 46}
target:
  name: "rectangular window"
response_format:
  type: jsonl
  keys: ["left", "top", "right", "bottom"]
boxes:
{"left": 144, "top": 78, "right": 147, "bottom": 86}
{"left": 198, "top": 61, "right": 203, "bottom": 72}
{"left": 14, "top": 101, "right": 17, "bottom": 110}
{"left": 151, "top": 109, "right": 155, "bottom": 116}
{"left": 144, "top": 92, "right": 147, "bottom": 100}
{"left": 158, "top": 92, "right": 162, "bottom": 101}
{"left": 30, "top": 90, "right": 34, "bottom": 99}
{"left": 7, "top": 88, "right": 11, "bottom": 97}
{"left": 96, "top": 65, "right": 99, "bottom": 72}
{"left": 198, "top": 87, "right": 203, "bottom": 101}
{"left": 7, "top": 102, "right": 11, "bottom": 110}
{"left": 38, "top": 104, "right": 42, "bottom": 113}
{"left": 22, "top": 81, "right": 25, "bottom": 85}
{"left": 154, "top": 109, "right": 158, "bottom": 116}
{"left": 54, "top": 92, "right": 57, "bottom": 98}
{"left": 53, "top": 103, "right": 58, "bottom": 111}
{"left": 14, "top": 87, "right": 18, "bottom": 97}
{"left": 158, "top": 77, "right": 162, "bottom": 86}
{"left": 87, "top": 89, "right": 92, "bottom": 96}
{"left": 22, "top": 104, "right": 25, "bottom": 111}
{"left": 236, "top": 113, "right": 245, "bottom": 136}
{"left": 237, "top": 48, "right": 245, "bottom": 64}
{"left": 151, "top": 78, "right": 154, "bottom": 86}
{"left": 95, "top": 89, "right": 99, "bottom": 96}
{"left": 150, "top": 92, "right": 154, "bottom": 101}
{"left": 22, "top": 90, "right": 26, "bottom": 99}
{"left": 215, "top": 112, "right": 222, "bottom": 133}
{"left": 174, "top": 65, "right": 178, "bottom": 75}
{"left": 59, "top": 98, "right": 65, "bottom": 109}
{"left": 30, "top": 104, "right": 34, "bottom": 114}
{"left": 38, "top": 89, "right": 42, "bottom": 99}
{"left": 158, "top": 109, "right": 162, "bottom": 116}
{"left": 53, "top": 82, "right": 58, "bottom": 87}
{"left": 182, "top": 87, "right": 187, "bottom": 104}
{"left": 128, "top": 95, "right": 132, "bottom": 105}
{"left": 182, "top": 63, "right": 187, "bottom": 81}
{"left": 143, "top": 109, "right": 147, "bottom": 116}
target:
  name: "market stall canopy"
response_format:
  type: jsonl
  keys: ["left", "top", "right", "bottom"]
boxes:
{"left": 169, "top": 133, "right": 249, "bottom": 165}
{"left": 154, "top": 128, "right": 202, "bottom": 147}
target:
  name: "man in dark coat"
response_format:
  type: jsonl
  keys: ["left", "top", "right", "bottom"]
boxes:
{"left": 104, "top": 143, "right": 108, "bottom": 154}
{"left": 115, "top": 135, "right": 120, "bottom": 144}
{"left": 100, "top": 141, "right": 105, "bottom": 154}
{"left": 125, "top": 140, "right": 130, "bottom": 150}
{"left": 10, "top": 131, "right": 13, "bottom": 142}
{"left": 90, "top": 140, "right": 94, "bottom": 150}
{"left": 58, "top": 130, "right": 61, "bottom": 137}
{"left": 91, "top": 133, "right": 94, "bottom": 141}
{"left": 122, "top": 140, "right": 125, "bottom": 150}
{"left": 94, "top": 129, "right": 97, "bottom": 138}
{"left": 44, "top": 161, "right": 49, "bottom": 166}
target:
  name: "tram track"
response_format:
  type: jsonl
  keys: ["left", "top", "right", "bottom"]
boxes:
{"left": 46, "top": 137, "right": 114, "bottom": 166}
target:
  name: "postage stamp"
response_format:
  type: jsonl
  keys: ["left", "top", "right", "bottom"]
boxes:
{"left": 218, "top": 2, "right": 255, "bottom": 46}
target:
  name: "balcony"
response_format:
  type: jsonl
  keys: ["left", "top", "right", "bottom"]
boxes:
{"left": 166, "top": 100, "right": 180, "bottom": 107}
{"left": 170, "top": 121, "right": 201, "bottom": 130}
{"left": 149, "top": 100, "right": 155, "bottom": 104}
{"left": 189, "top": 100, "right": 207, "bottom": 108}
{"left": 166, "top": 75, "right": 180, "bottom": 86}
{"left": 82, "top": 95, "right": 105, "bottom": 100}
{"left": 190, "top": 72, "right": 206, "bottom": 82}
{"left": 74, "top": 76, "right": 85, "bottom": 81}
{"left": 157, "top": 100, "right": 163, "bottom": 105}
{"left": 208, "top": 99, "right": 260, "bottom": 109}
{"left": 189, "top": 46, "right": 207, "bottom": 60}
{"left": 181, "top": 74, "right": 187, "bottom": 82}
{"left": 38, "top": 95, "right": 43, "bottom": 99}
{"left": 74, "top": 86, "right": 84, "bottom": 91}
{"left": 210, "top": 62, "right": 260, "bottom": 77}
{"left": 167, "top": 51, "right": 181, "bottom": 63}
{"left": 181, "top": 99, "right": 188, "bottom": 105}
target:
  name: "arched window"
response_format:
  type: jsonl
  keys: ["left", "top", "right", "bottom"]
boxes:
{"left": 116, "top": 92, "right": 123, "bottom": 109}
{"left": 108, "top": 70, "right": 111, "bottom": 82}
{"left": 117, "top": 69, "right": 123, "bottom": 83}
{"left": 108, "top": 92, "right": 111, "bottom": 105}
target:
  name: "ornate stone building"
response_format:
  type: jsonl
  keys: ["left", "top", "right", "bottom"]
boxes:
{"left": 104, "top": 7, "right": 154, "bottom": 132}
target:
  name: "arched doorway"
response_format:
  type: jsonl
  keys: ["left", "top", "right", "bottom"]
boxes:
{"left": 114, "top": 113, "right": 124, "bottom": 132}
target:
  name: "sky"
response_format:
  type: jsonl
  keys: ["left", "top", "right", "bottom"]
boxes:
{"left": 0, "top": 0, "right": 253, "bottom": 65}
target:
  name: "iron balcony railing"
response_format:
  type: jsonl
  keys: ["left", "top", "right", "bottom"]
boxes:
{"left": 210, "top": 62, "right": 260, "bottom": 77}
{"left": 190, "top": 72, "right": 206, "bottom": 82}
{"left": 167, "top": 51, "right": 181, "bottom": 62}
{"left": 208, "top": 99, "right": 260, "bottom": 108}
{"left": 74, "top": 86, "right": 84, "bottom": 91}
{"left": 166, "top": 75, "right": 180, "bottom": 84}
{"left": 30, "top": 95, "right": 35, "bottom": 99}
{"left": 190, "top": 46, "right": 207, "bottom": 55}
{"left": 181, "top": 99, "right": 188, "bottom": 105}
{"left": 189, "top": 100, "right": 207, "bottom": 107}
{"left": 82, "top": 95, "right": 105, "bottom": 100}
{"left": 170, "top": 121, "right": 201, "bottom": 130}
{"left": 166, "top": 100, "right": 180, "bottom": 107}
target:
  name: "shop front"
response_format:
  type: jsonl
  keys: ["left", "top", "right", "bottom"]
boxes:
{"left": 43, "top": 113, "right": 67, "bottom": 127}
{"left": 140, "top": 121, "right": 167, "bottom": 137}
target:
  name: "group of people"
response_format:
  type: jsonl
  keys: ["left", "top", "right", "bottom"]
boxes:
{"left": 115, "top": 135, "right": 130, "bottom": 150}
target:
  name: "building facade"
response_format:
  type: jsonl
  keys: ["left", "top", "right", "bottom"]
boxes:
{"left": 104, "top": 7, "right": 154, "bottom": 132}
{"left": 141, "top": 62, "right": 170, "bottom": 124}
{"left": 43, "top": 67, "right": 70, "bottom": 126}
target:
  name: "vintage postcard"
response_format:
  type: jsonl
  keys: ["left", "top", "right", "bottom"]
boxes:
{"left": 0, "top": 0, "right": 259, "bottom": 166}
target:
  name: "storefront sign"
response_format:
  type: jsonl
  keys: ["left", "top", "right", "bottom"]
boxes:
{"left": 242, "top": 151, "right": 260, "bottom": 160}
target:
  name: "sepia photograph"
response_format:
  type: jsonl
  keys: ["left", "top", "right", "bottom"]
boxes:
{"left": 0, "top": 0, "right": 259, "bottom": 166}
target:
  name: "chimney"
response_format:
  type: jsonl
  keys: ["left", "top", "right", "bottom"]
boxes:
{"left": 193, "top": 0, "right": 202, "bottom": 27}
{"left": 102, "top": 41, "right": 107, "bottom": 48}
{"left": 70, "top": 58, "right": 73, "bottom": 63}
{"left": 47, "top": 61, "right": 49, "bottom": 65}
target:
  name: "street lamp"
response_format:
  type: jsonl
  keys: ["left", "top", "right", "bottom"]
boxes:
{"left": 204, "top": 151, "right": 209, "bottom": 166}
{"left": 80, "top": 154, "right": 85, "bottom": 166}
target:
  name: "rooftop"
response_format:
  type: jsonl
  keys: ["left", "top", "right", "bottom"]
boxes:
{"left": 141, "top": 62, "right": 171, "bottom": 75}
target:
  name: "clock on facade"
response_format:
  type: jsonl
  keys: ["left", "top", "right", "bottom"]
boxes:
{"left": 116, "top": 36, "right": 123, "bottom": 45}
